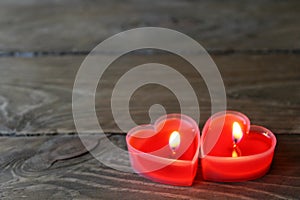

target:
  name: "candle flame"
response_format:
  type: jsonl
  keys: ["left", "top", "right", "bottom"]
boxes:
{"left": 232, "top": 122, "right": 243, "bottom": 144}
{"left": 169, "top": 131, "right": 180, "bottom": 153}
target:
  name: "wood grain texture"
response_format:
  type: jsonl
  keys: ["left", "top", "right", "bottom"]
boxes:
{"left": 0, "top": 54, "right": 299, "bottom": 134}
{"left": 0, "top": 134, "right": 299, "bottom": 199}
{"left": 0, "top": 0, "right": 299, "bottom": 51}
{"left": 0, "top": 1, "right": 299, "bottom": 199}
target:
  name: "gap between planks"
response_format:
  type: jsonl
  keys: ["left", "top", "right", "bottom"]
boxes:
{"left": 0, "top": 132, "right": 299, "bottom": 137}
{"left": 0, "top": 49, "right": 300, "bottom": 58}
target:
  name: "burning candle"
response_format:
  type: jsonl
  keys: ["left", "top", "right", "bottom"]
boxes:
{"left": 126, "top": 114, "right": 200, "bottom": 186}
{"left": 201, "top": 111, "right": 277, "bottom": 182}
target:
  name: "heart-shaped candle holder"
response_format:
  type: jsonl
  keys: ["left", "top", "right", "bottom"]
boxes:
{"left": 126, "top": 114, "right": 200, "bottom": 186}
{"left": 201, "top": 111, "right": 277, "bottom": 182}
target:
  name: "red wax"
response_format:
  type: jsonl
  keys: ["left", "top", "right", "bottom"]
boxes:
{"left": 126, "top": 114, "right": 200, "bottom": 186}
{"left": 201, "top": 111, "right": 276, "bottom": 182}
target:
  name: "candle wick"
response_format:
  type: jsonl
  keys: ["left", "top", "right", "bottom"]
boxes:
{"left": 233, "top": 139, "right": 238, "bottom": 145}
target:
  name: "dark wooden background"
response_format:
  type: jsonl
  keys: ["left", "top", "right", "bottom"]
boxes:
{"left": 0, "top": 0, "right": 299, "bottom": 199}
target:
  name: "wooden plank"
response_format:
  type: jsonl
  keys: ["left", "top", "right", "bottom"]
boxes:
{"left": 0, "top": 54, "right": 299, "bottom": 134}
{"left": 0, "top": 0, "right": 299, "bottom": 51}
{"left": 0, "top": 134, "right": 299, "bottom": 199}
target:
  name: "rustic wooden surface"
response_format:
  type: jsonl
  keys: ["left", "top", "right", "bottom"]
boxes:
{"left": 0, "top": 54, "right": 299, "bottom": 134}
{"left": 0, "top": 0, "right": 300, "bottom": 51}
{"left": 0, "top": 134, "right": 299, "bottom": 200}
{"left": 0, "top": 0, "right": 299, "bottom": 199}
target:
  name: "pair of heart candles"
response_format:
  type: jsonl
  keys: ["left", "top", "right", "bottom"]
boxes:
{"left": 126, "top": 111, "right": 276, "bottom": 186}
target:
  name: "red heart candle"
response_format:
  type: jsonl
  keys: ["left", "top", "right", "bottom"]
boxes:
{"left": 126, "top": 114, "right": 200, "bottom": 186}
{"left": 201, "top": 111, "right": 277, "bottom": 182}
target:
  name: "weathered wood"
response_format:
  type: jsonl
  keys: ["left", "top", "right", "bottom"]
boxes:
{"left": 0, "top": 54, "right": 299, "bottom": 134}
{"left": 0, "top": 134, "right": 299, "bottom": 199}
{"left": 0, "top": 1, "right": 299, "bottom": 199}
{"left": 0, "top": 0, "right": 299, "bottom": 51}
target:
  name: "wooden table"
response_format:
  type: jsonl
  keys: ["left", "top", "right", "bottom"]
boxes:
{"left": 0, "top": 1, "right": 299, "bottom": 199}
